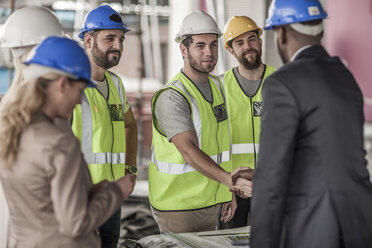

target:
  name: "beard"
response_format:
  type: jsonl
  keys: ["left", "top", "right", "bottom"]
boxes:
{"left": 187, "top": 52, "right": 216, "bottom": 74}
{"left": 237, "top": 47, "right": 262, "bottom": 70}
{"left": 91, "top": 39, "right": 121, "bottom": 69}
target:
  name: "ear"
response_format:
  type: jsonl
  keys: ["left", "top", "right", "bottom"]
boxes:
{"left": 180, "top": 43, "right": 188, "bottom": 59}
{"left": 277, "top": 26, "right": 287, "bottom": 46}
{"left": 84, "top": 34, "right": 94, "bottom": 49}
{"left": 258, "top": 37, "right": 263, "bottom": 47}
{"left": 227, "top": 46, "right": 234, "bottom": 56}
{"left": 55, "top": 76, "right": 69, "bottom": 94}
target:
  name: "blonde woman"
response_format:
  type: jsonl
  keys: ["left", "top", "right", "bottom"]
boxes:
{"left": 0, "top": 7, "right": 64, "bottom": 247}
{"left": 0, "top": 36, "right": 135, "bottom": 248}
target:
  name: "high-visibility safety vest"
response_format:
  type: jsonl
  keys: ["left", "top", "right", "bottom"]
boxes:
{"left": 72, "top": 71, "right": 127, "bottom": 184}
{"left": 149, "top": 72, "right": 232, "bottom": 211}
{"left": 222, "top": 65, "right": 275, "bottom": 170}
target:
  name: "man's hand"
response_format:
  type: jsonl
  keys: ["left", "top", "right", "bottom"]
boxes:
{"left": 231, "top": 167, "right": 254, "bottom": 184}
{"left": 220, "top": 194, "right": 237, "bottom": 223}
{"left": 125, "top": 169, "right": 137, "bottom": 185}
{"left": 115, "top": 174, "right": 136, "bottom": 199}
{"left": 230, "top": 178, "right": 253, "bottom": 199}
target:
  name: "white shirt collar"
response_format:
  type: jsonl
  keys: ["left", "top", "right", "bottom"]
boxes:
{"left": 290, "top": 45, "right": 312, "bottom": 61}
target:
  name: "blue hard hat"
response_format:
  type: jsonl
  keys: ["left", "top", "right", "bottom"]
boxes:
{"left": 78, "top": 5, "right": 130, "bottom": 39}
{"left": 264, "top": 0, "right": 327, "bottom": 30}
{"left": 24, "top": 36, "right": 95, "bottom": 87}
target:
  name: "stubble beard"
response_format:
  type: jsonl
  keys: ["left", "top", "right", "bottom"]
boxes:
{"left": 187, "top": 53, "right": 216, "bottom": 74}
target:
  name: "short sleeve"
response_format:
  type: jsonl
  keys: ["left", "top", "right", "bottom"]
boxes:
{"left": 154, "top": 89, "right": 196, "bottom": 140}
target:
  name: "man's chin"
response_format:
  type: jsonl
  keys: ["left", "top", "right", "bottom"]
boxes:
{"left": 106, "top": 60, "right": 120, "bottom": 69}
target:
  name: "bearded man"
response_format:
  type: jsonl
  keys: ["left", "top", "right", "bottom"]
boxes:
{"left": 217, "top": 16, "right": 275, "bottom": 229}
{"left": 71, "top": 5, "right": 138, "bottom": 248}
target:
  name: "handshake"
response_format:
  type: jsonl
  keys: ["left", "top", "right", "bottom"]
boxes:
{"left": 220, "top": 167, "right": 254, "bottom": 223}
{"left": 230, "top": 167, "right": 254, "bottom": 199}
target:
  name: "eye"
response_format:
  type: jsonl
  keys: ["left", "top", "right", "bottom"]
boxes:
{"left": 235, "top": 41, "right": 243, "bottom": 46}
{"left": 249, "top": 37, "right": 257, "bottom": 42}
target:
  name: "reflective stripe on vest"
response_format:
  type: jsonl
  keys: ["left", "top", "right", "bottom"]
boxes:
{"left": 84, "top": 152, "right": 125, "bottom": 165}
{"left": 231, "top": 143, "right": 260, "bottom": 154}
{"left": 151, "top": 150, "right": 231, "bottom": 175}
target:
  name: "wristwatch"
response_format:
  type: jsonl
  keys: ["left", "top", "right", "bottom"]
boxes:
{"left": 125, "top": 164, "right": 138, "bottom": 176}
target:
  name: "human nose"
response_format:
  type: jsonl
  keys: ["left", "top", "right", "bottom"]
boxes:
{"left": 242, "top": 40, "right": 252, "bottom": 50}
{"left": 204, "top": 45, "right": 213, "bottom": 56}
{"left": 113, "top": 38, "right": 123, "bottom": 50}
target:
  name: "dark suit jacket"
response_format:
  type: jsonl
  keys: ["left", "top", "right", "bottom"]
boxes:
{"left": 251, "top": 45, "right": 372, "bottom": 248}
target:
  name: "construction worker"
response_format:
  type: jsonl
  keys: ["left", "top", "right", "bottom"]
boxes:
{"left": 249, "top": 0, "right": 372, "bottom": 247}
{"left": 0, "top": 6, "right": 64, "bottom": 102}
{"left": 0, "top": 36, "right": 135, "bottom": 248}
{"left": 218, "top": 16, "right": 275, "bottom": 229}
{"left": 0, "top": 6, "right": 64, "bottom": 248}
{"left": 149, "top": 11, "right": 233, "bottom": 233}
{"left": 72, "top": 5, "right": 138, "bottom": 248}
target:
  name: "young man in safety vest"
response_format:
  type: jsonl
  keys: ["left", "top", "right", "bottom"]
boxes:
{"left": 149, "top": 11, "right": 233, "bottom": 233}
{"left": 218, "top": 16, "right": 275, "bottom": 229}
{"left": 72, "top": 5, "right": 138, "bottom": 248}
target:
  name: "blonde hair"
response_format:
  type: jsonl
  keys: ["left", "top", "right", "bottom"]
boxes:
{"left": 0, "top": 73, "right": 60, "bottom": 168}
{"left": 0, "top": 47, "right": 32, "bottom": 106}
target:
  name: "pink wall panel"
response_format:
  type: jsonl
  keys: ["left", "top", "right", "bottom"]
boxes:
{"left": 324, "top": 0, "right": 372, "bottom": 122}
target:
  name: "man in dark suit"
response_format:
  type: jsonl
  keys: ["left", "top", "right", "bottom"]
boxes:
{"left": 237, "top": 0, "right": 372, "bottom": 247}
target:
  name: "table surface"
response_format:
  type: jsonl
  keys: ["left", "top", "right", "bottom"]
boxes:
{"left": 138, "top": 226, "right": 250, "bottom": 248}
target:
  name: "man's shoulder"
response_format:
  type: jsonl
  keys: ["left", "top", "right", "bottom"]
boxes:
{"left": 106, "top": 70, "right": 125, "bottom": 87}
{"left": 156, "top": 87, "right": 187, "bottom": 106}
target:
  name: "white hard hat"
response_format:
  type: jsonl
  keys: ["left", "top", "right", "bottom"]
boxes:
{"left": 1, "top": 6, "right": 64, "bottom": 48}
{"left": 175, "top": 11, "right": 222, "bottom": 43}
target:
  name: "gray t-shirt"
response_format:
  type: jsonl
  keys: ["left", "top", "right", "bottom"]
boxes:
{"left": 93, "top": 76, "right": 130, "bottom": 113}
{"left": 154, "top": 79, "right": 213, "bottom": 141}
{"left": 95, "top": 78, "right": 108, "bottom": 100}
{"left": 232, "top": 67, "right": 261, "bottom": 97}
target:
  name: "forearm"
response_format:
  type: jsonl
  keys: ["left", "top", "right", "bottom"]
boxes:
{"left": 125, "top": 124, "right": 138, "bottom": 165}
{"left": 173, "top": 133, "right": 232, "bottom": 187}
{"left": 185, "top": 148, "right": 230, "bottom": 186}
{"left": 124, "top": 108, "right": 138, "bottom": 166}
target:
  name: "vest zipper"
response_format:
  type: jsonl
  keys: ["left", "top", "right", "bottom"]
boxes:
{"left": 250, "top": 97, "right": 257, "bottom": 169}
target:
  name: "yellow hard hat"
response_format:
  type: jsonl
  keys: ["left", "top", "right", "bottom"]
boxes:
{"left": 223, "top": 16, "right": 263, "bottom": 49}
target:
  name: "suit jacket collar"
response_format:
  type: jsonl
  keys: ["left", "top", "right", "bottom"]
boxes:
{"left": 293, "top": 45, "right": 329, "bottom": 61}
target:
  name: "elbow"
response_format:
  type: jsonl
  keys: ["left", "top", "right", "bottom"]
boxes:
{"left": 59, "top": 220, "right": 87, "bottom": 238}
